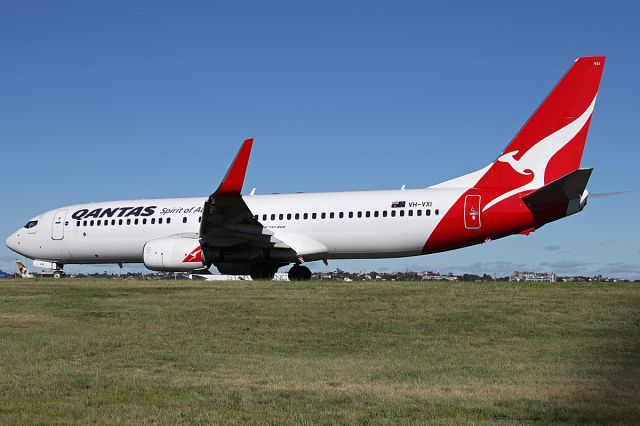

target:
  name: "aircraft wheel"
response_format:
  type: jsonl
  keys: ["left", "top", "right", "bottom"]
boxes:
{"left": 288, "top": 265, "right": 312, "bottom": 281}
{"left": 250, "top": 264, "right": 276, "bottom": 281}
{"left": 52, "top": 270, "right": 64, "bottom": 279}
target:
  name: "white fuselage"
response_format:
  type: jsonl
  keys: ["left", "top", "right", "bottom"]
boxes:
{"left": 5, "top": 188, "right": 460, "bottom": 265}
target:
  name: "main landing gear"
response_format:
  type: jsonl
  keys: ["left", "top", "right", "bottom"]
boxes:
{"left": 288, "top": 264, "right": 312, "bottom": 281}
{"left": 246, "top": 262, "right": 311, "bottom": 281}
{"left": 250, "top": 263, "right": 278, "bottom": 281}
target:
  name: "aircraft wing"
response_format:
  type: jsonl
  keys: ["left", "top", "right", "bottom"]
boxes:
{"left": 198, "top": 140, "right": 293, "bottom": 261}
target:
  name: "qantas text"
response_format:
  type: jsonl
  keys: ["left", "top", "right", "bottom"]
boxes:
{"left": 71, "top": 206, "right": 157, "bottom": 220}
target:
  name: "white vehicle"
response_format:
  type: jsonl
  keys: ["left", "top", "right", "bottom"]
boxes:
{"left": 5, "top": 57, "right": 605, "bottom": 281}
{"left": 14, "top": 261, "right": 68, "bottom": 279}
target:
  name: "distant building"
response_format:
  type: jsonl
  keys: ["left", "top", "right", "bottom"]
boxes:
{"left": 0, "top": 270, "right": 7, "bottom": 279}
{"left": 420, "top": 271, "right": 458, "bottom": 281}
{"left": 510, "top": 271, "right": 556, "bottom": 282}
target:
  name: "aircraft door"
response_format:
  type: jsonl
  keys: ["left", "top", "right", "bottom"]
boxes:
{"left": 51, "top": 209, "right": 68, "bottom": 240}
{"left": 464, "top": 195, "right": 481, "bottom": 230}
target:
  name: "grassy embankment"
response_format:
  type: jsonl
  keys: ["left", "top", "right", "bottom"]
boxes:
{"left": 0, "top": 279, "right": 638, "bottom": 424}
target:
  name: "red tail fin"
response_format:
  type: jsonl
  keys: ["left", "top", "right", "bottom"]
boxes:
{"left": 500, "top": 56, "right": 605, "bottom": 184}
{"left": 477, "top": 57, "right": 605, "bottom": 211}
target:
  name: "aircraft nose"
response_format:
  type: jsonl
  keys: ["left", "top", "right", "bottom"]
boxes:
{"left": 5, "top": 232, "right": 19, "bottom": 253}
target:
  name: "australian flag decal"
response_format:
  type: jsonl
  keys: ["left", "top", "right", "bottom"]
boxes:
{"left": 391, "top": 201, "right": 406, "bottom": 208}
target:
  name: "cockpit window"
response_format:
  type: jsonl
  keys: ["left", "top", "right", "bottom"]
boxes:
{"left": 24, "top": 220, "right": 38, "bottom": 229}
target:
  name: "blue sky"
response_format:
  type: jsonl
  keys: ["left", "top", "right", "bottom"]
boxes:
{"left": 1, "top": 1, "right": 639, "bottom": 278}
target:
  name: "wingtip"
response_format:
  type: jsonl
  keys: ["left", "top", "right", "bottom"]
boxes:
{"left": 214, "top": 138, "right": 254, "bottom": 196}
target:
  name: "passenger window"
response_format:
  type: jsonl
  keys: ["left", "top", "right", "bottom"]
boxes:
{"left": 329, "top": 212, "right": 334, "bottom": 219}
{"left": 167, "top": 217, "right": 171, "bottom": 224}
{"left": 263, "top": 214, "right": 267, "bottom": 221}
{"left": 295, "top": 213, "right": 300, "bottom": 220}
{"left": 348, "top": 212, "right": 353, "bottom": 218}
{"left": 426, "top": 209, "right": 431, "bottom": 216}
{"left": 287, "top": 213, "right": 292, "bottom": 220}
{"left": 279, "top": 214, "right": 283, "bottom": 220}
{"left": 365, "top": 211, "right": 370, "bottom": 218}
{"left": 391, "top": 211, "right": 396, "bottom": 217}
{"left": 408, "top": 210, "right": 413, "bottom": 216}
{"left": 383, "top": 211, "right": 387, "bottom": 217}
{"left": 119, "top": 219, "right": 123, "bottom": 225}
{"left": 76, "top": 221, "right": 80, "bottom": 227}
{"left": 417, "top": 210, "right": 422, "bottom": 216}
{"left": 104, "top": 221, "right": 108, "bottom": 226}
{"left": 321, "top": 213, "right": 326, "bottom": 219}
{"left": 312, "top": 213, "right": 317, "bottom": 219}
{"left": 198, "top": 216, "right": 202, "bottom": 223}
{"left": 435, "top": 209, "right": 440, "bottom": 215}
{"left": 126, "top": 219, "right": 131, "bottom": 225}
{"left": 90, "top": 220, "right": 94, "bottom": 226}
{"left": 158, "top": 218, "right": 163, "bottom": 224}
{"left": 374, "top": 211, "right": 379, "bottom": 217}
{"left": 183, "top": 217, "right": 187, "bottom": 223}
{"left": 97, "top": 220, "right": 101, "bottom": 226}
{"left": 112, "top": 220, "right": 116, "bottom": 225}
{"left": 134, "top": 219, "right": 139, "bottom": 225}
{"left": 271, "top": 214, "right": 276, "bottom": 220}
{"left": 143, "top": 218, "right": 147, "bottom": 225}
{"left": 357, "top": 211, "right": 362, "bottom": 218}
{"left": 400, "top": 210, "right": 405, "bottom": 217}
{"left": 303, "top": 213, "right": 308, "bottom": 219}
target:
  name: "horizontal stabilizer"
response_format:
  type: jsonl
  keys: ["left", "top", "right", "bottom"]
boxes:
{"left": 522, "top": 168, "right": 592, "bottom": 206}
{"left": 522, "top": 168, "right": 592, "bottom": 226}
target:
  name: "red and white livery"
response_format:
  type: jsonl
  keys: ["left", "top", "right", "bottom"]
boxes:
{"left": 5, "top": 57, "right": 605, "bottom": 280}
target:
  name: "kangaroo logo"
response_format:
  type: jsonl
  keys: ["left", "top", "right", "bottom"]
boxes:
{"left": 182, "top": 246, "right": 202, "bottom": 263}
{"left": 483, "top": 95, "right": 597, "bottom": 212}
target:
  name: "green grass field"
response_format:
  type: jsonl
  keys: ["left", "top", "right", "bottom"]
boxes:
{"left": 0, "top": 279, "right": 638, "bottom": 424}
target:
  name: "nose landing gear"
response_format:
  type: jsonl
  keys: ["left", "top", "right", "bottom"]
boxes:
{"left": 288, "top": 264, "right": 312, "bottom": 281}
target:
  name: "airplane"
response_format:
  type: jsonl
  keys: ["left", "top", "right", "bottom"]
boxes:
{"left": 5, "top": 56, "right": 605, "bottom": 281}
{"left": 15, "top": 262, "right": 34, "bottom": 278}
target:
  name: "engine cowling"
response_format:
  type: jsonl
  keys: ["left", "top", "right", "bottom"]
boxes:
{"left": 143, "top": 237, "right": 205, "bottom": 272}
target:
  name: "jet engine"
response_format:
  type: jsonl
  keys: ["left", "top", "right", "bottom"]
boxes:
{"left": 143, "top": 237, "right": 205, "bottom": 272}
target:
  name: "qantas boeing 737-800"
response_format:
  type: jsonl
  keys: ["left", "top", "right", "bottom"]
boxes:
{"left": 5, "top": 57, "right": 605, "bottom": 280}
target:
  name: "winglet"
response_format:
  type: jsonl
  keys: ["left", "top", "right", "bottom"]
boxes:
{"left": 215, "top": 138, "right": 253, "bottom": 196}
